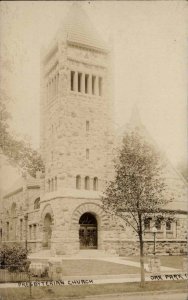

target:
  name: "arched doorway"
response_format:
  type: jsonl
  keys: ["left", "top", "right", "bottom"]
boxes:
{"left": 43, "top": 213, "right": 52, "bottom": 248}
{"left": 79, "top": 212, "right": 97, "bottom": 249}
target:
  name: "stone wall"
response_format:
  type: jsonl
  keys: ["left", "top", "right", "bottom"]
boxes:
{"left": 118, "top": 240, "right": 187, "bottom": 256}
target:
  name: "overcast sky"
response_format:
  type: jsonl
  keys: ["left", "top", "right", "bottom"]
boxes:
{"left": 0, "top": 1, "right": 187, "bottom": 188}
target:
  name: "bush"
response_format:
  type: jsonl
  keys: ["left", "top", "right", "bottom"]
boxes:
{"left": 0, "top": 244, "right": 28, "bottom": 272}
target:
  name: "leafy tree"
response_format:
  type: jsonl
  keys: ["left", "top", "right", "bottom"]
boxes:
{"left": 0, "top": 96, "right": 44, "bottom": 177}
{"left": 102, "top": 128, "right": 173, "bottom": 286}
{"left": 0, "top": 244, "right": 28, "bottom": 272}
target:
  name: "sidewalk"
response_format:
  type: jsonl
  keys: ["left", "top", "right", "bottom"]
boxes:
{"left": 96, "top": 256, "right": 180, "bottom": 272}
{"left": 0, "top": 271, "right": 187, "bottom": 289}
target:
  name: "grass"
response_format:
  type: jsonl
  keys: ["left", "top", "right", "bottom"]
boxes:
{"left": 123, "top": 255, "right": 185, "bottom": 270}
{"left": 0, "top": 281, "right": 187, "bottom": 300}
{"left": 61, "top": 259, "right": 140, "bottom": 275}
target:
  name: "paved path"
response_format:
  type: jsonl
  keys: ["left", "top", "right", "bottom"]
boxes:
{"left": 29, "top": 253, "right": 181, "bottom": 273}
{"left": 96, "top": 256, "right": 180, "bottom": 272}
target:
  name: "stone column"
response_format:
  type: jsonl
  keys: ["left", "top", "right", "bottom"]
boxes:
{"left": 162, "top": 221, "right": 166, "bottom": 239}
{"left": 96, "top": 76, "right": 99, "bottom": 97}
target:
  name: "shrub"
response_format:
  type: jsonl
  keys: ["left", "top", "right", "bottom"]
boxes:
{"left": 0, "top": 244, "right": 28, "bottom": 272}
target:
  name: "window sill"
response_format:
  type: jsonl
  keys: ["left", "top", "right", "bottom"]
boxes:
{"left": 69, "top": 91, "right": 103, "bottom": 98}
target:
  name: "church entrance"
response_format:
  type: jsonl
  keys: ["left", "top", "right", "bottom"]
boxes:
{"left": 79, "top": 213, "right": 97, "bottom": 249}
{"left": 43, "top": 213, "right": 52, "bottom": 249}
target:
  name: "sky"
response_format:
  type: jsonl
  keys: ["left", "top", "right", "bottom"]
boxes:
{"left": 0, "top": 1, "right": 187, "bottom": 189}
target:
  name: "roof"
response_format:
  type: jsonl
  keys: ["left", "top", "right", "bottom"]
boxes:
{"left": 3, "top": 176, "right": 40, "bottom": 199}
{"left": 59, "top": 3, "right": 108, "bottom": 52}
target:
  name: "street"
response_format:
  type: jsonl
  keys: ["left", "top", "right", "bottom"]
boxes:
{"left": 72, "top": 292, "right": 188, "bottom": 300}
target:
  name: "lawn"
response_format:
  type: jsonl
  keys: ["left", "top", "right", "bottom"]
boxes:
{"left": 123, "top": 256, "right": 186, "bottom": 270}
{"left": 61, "top": 259, "right": 140, "bottom": 275}
{"left": 0, "top": 281, "right": 187, "bottom": 300}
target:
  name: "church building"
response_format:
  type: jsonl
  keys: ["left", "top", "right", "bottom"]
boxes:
{"left": 0, "top": 4, "right": 187, "bottom": 257}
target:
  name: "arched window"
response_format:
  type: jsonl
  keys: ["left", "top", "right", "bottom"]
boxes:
{"left": 93, "top": 177, "right": 98, "bottom": 191}
{"left": 34, "top": 198, "right": 40, "bottom": 210}
{"left": 76, "top": 175, "right": 81, "bottom": 189}
{"left": 144, "top": 217, "right": 152, "bottom": 230}
{"left": 11, "top": 203, "right": 16, "bottom": 217}
{"left": 51, "top": 179, "right": 54, "bottom": 192}
{"left": 85, "top": 176, "right": 90, "bottom": 190}
{"left": 155, "top": 219, "right": 161, "bottom": 230}
{"left": 55, "top": 177, "right": 57, "bottom": 191}
{"left": 48, "top": 179, "right": 50, "bottom": 192}
{"left": 166, "top": 219, "right": 172, "bottom": 231}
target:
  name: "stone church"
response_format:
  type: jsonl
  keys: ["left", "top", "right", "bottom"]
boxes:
{"left": 0, "top": 4, "right": 187, "bottom": 257}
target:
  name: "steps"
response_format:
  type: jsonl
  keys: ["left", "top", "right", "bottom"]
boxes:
{"left": 29, "top": 249, "right": 118, "bottom": 261}
{"left": 70, "top": 249, "right": 118, "bottom": 259}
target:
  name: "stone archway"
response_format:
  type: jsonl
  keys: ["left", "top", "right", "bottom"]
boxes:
{"left": 71, "top": 202, "right": 109, "bottom": 250}
{"left": 41, "top": 205, "right": 54, "bottom": 249}
{"left": 79, "top": 212, "right": 98, "bottom": 249}
{"left": 43, "top": 213, "right": 52, "bottom": 248}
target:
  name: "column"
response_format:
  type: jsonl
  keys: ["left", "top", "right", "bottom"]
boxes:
{"left": 96, "top": 76, "right": 99, "bottom": 96}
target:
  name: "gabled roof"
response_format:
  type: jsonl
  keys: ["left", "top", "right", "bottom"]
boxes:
{"left": 3, "top": 176, "right": 40, "bottom": 199}
{"left": 117, "top": 105, "right": 188, "bottom": 213}
{"left": 59, "top": 3, "right": 108, "bottom": 52}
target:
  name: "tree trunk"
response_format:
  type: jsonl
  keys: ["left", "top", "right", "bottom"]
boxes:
{"left": 139, "top": 234, "right": 145, "bottom": 287}
{"left": 138, "top": 213, "right": 145, "bottom": 287}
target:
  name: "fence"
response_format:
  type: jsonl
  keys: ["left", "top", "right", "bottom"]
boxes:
{"left": 0, "top": 265, "right": 49, "bottom": 283}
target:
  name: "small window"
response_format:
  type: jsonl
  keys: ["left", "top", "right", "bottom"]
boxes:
{"left": 92, "top": 75, "right": 96, "bottom": 95}
{"left": 20, "top": 219, "right": 23, "bottom": 241}
{"left": 34, "top": 198, "right": 40, "bottom": 210}
{"left": 86, "top": 149, "right": 89, "bottom": 159}
{"left": 78, "top": 73, "right": 82, "bottom": 92}
{"left": 85, "top": 74, "right": 89, "bottom": 94}
{"left": 166, "top": 220, "right": 172, "bottom": 231}
{"left": 99, "top": 77, "right": 103, "bottom": 96}
{"left": 93, "top": 177, "right": 98, "bottom": 191}
{"left": 51, "top": 151, "right": 53, "bottom": 162}
{"left": 76, "top": 175, "right": 81, "bottom": 189}
{"left": 85, "top": 176, "right": 90, "bottom": 190}
{"left": 29, "top": 225, "right": 32, "bottom": 240}
{"left": 86, "top": 121, "right": 90, "bottom": 132}
{"left": 55, "top": 177, "right": 57, "bottom": 191}
{"left": 51, "top": 179, "right": 54, "bottom": 192}
{"left": 155, "top": 219, "right": 161, "bottom": 230}
{"left": 48, "top": 179, "right": 50, "bottom": 192}
{"left": 144, "top": 218, "right": 151, "bottom": 230}
{"left": 33, "top": 224, "right": 37, "bottom": 240}
{"left": 71, "top": 71, "right": 75, "bottom": 91}
{"left": 6, "top": 222, "right": 9, "bottom": 241}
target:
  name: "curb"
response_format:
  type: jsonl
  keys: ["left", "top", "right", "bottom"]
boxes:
{"left": 31, "top": 289, "right": 188, "bottom": 300}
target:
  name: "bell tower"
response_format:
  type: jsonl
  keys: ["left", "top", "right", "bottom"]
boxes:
{"left": 40, "top": 4, "right": 114, "bottom": 194}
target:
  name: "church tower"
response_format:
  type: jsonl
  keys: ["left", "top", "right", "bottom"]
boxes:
{"left": 40, "top": 4, "right": 114, "bottom": 194}
{"left": 39, "top": 4, "right": 115, "bottom": 255}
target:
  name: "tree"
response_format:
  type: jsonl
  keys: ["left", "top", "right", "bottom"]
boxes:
{"left": 102, "top": 128, "right": 173, "bottom": 286}
{"left": 0, "top": 95, "right": 44, "bottom": 177}
{"left": 0, "top": 244, "right": 28, "bottom": 272}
